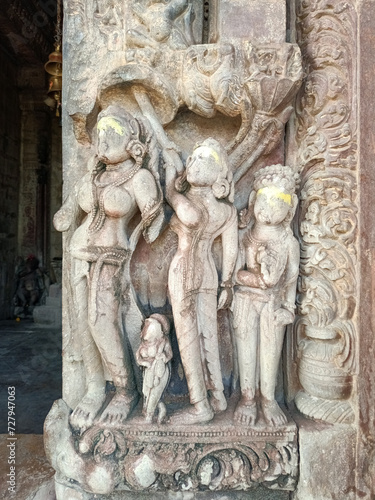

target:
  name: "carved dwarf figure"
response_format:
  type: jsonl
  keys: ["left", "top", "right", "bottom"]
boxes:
{"left": 136, "top": 314, "right": 173, "bottom": 424}
{"left": 165, "top": 138, "right": 238, "bottom": 425}
{"left": 54, "top": 105, "right": 164, "bottom": 434}
{"left": 233, "top": 165, "right": 299, "bottom": 426}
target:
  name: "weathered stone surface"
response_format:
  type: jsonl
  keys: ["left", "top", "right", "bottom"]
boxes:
{"left": 292, "top": 0, "right": 358, "bottom": 426}
{"left": 217, "top": 0, "right": 286, "bottom": 44}
{"left": 45, "top": 398, "right": 298, "bottom": 496}
{"left": 43, "top": 0, "right": 375, "bottom": 498}
{"left": 292, "top": 415, "right": 356, "bottom": 500}
{"left": 54, "top": 484, "right": 290, "bottom": 500}
{"left": 356, "top": 1, "right": 375, "bottom": 496}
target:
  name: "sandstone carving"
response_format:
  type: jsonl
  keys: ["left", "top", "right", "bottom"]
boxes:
{"left": 53, "top": 105, "right": 164, "bottom": 434}
{"left": 294, "top": 0, "right": 358, "bottom": 424}
{"left": 128, "top": 0, "right": 196, "bottom": 49}
{"left": 45, "top": 399, "right": 298, "bottom": 494}
{"left": 44, "top": 0, "right": 317, "bottom": 497}
{"left": 165, "top": 138, "right": 238, "bottom": 425}
{"left": 136, "top": 313, "right": 172, "bottom": 424}
{"left": 233, "top": 165, "right": 299, "bottom": 427}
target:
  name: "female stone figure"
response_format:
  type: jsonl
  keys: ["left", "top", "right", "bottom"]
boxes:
{"left": 165, "top": 138, "right": 238, "bottom": 425}
{"left": 233, "top": 165, "right": 299, "bottom": 426}
{"left": 54, "top": 105, "right": 164, "bottom": 434}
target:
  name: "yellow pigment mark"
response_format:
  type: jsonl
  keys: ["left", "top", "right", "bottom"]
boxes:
{"left": 209, "top": 149, "right": 220, "bottom": 163}
{"left": 196, "top": 146, "right": 220, "bottom": 163}
{"left": 258, "top": 186, "right": 292, "bottom": 206}
{"left": 97, "top": 117, "right": 125, "bottom": 136}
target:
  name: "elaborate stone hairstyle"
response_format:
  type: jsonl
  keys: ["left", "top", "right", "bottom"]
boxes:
{"left": 239, "top": 164, "right": 300, "bottom": 228}
{"left": 97, "top": 105, "right": 147, "bottom": 166}
{"left": 253, "top": 164, "right": 299, "bottom": 193}
{"left": 142, "top": 313, "right": 170, "bottom": 338}
{"left": 176, "top": 137, "right": 234, "bottom": 202}
{"left": 90, "top": 105, "right": 163, "bottom": 237}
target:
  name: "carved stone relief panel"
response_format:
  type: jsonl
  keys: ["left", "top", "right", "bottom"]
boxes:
{"left": 43, "top": 0, "right": 368, "bottom": 497}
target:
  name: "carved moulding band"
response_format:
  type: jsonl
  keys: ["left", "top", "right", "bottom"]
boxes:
{"left": 45, "top": 399, "right": 298, "bottom": 495}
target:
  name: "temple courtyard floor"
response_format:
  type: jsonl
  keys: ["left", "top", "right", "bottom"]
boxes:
{"left": 0, "top": 318, "right": 61, "bottom": 499}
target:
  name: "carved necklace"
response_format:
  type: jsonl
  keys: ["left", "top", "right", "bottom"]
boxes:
{"left": 88, "top": 163, "right": 141, "bottom": 234}
{"left": 247, "top": 226, "right": 288, "bottom": 248}
{"left": 93, "top": 163, "right": 140, "bottom": 188}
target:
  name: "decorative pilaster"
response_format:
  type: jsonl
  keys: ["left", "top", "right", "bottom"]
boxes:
{"left": 294, "top": 0, "right": 358, "bottom": 424}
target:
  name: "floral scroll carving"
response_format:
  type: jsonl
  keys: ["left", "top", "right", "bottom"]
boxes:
{"left": 294, "top": 0, "right": 358, "bottom": 423}
{"left": 45, "top": 400, "right": 298, "bottom": 495}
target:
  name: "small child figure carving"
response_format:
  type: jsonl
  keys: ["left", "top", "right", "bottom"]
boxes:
{"left": 136, "top": 314, "right": 173, "bottom": 424}
{"left": 233, "top": 165, "right": 300, "bottom": 427}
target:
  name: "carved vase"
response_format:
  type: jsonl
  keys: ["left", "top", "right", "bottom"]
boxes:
{"left": 296, "top": 325, "right": 354, "bottom": 424}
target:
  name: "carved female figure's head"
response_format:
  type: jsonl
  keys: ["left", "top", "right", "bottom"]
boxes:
{"left": 240, "top": 164, "right": 299, "bottom": 228}
{"left": 96, "top": 105, "right": 147, "bottom": 166}
{"left": 181, "top": 138, "right": 234, "bottom": 201}
{"left": 141, "top": 313, "right": 170, "bottom": 345}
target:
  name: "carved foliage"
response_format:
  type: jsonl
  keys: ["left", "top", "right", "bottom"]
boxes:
{"left": 76, "top": 426, "right": 298, "bottom": 492}
{"left": 295, "top": 0, "right": 358, "bottom": 423}
{"left": 181, "top": 42, "right": 303, "bottom": 179}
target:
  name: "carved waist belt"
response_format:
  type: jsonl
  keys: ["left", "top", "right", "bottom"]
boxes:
{"left": 235, "top": 286, "right": 281, "bottom": 303}
{"left": 81, "top": 246, "right": 131, "bottom": 264}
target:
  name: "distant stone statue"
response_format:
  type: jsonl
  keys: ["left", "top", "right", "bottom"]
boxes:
{"left": 232, "top": 165, "right": 299, "bottom": 426}
{"left": 53, "top": 105, "right": 164, "bottom": 434}
{"left": 13, "top": 255, "right": 46, "bottom": 317}
{"left": 165, "top": 138, "right": 238, "bottom": 425}
{"left": 136, "top": 313, "right": 172, "bottom": 424}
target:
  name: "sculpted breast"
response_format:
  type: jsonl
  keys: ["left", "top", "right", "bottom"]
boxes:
{"left": 102, "top": 185, "right": 134, "bottom": 218}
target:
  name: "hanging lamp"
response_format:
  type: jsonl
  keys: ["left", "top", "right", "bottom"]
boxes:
{"left": 44, "top": 0, "right": 62, "bottom": 116}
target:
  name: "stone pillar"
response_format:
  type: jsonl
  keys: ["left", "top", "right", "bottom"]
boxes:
{"left": 292, "top": 0, "right": 358, "bottom": 425}
{"left": 356, "top": 0, "right": 375, "bottom": 495}
{"left": 0, "top": 48, "right": 21, "bottom": 319}
{"left": 18, "top": 90, "right": 51, "bottom": 266}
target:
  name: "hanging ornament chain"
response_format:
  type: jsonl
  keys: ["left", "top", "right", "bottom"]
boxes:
{"left": 55, "top": 0, "right": 62, "bottom": 49}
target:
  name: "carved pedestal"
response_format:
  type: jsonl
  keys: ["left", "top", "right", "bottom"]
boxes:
{"left": 45, "top": 398, "right": 298, "bottom": 498}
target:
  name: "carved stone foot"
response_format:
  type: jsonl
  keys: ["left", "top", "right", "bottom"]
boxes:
{"left": 234, "top": 397, "right": 257, "bottom": 425}
{"left": 209, "top": 390, "right": 227, "bottom": 413}
{"left": 69, "top": 388, "right": 107, "bottom": 435}
{"left": 170, "top": 399, "right": 214, "bottom": 425}
{"left": 99, "top": 389, "right": 139, "bottom": 426}
{"left": 261, "top": 399, "right": 287, "bottom": 426}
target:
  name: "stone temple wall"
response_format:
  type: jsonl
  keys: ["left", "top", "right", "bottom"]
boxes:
{"left": 44, "top": 0, "right": 375, "bottom": 498}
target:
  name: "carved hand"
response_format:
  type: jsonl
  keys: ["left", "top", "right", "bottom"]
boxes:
{"left": 274, "top": 307, "right": 295, "bottom": 326}
{"left": 237, "top": 269, "right": 267, "bottom": 289}
{"left": 258, "top": 248, "right": 285, "bottom": 285}
{"left": 217, "top": 288, "right": 233, "bottom": 310}
{"left": 53, "top": 204, "right": 74, "bottom": 232}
